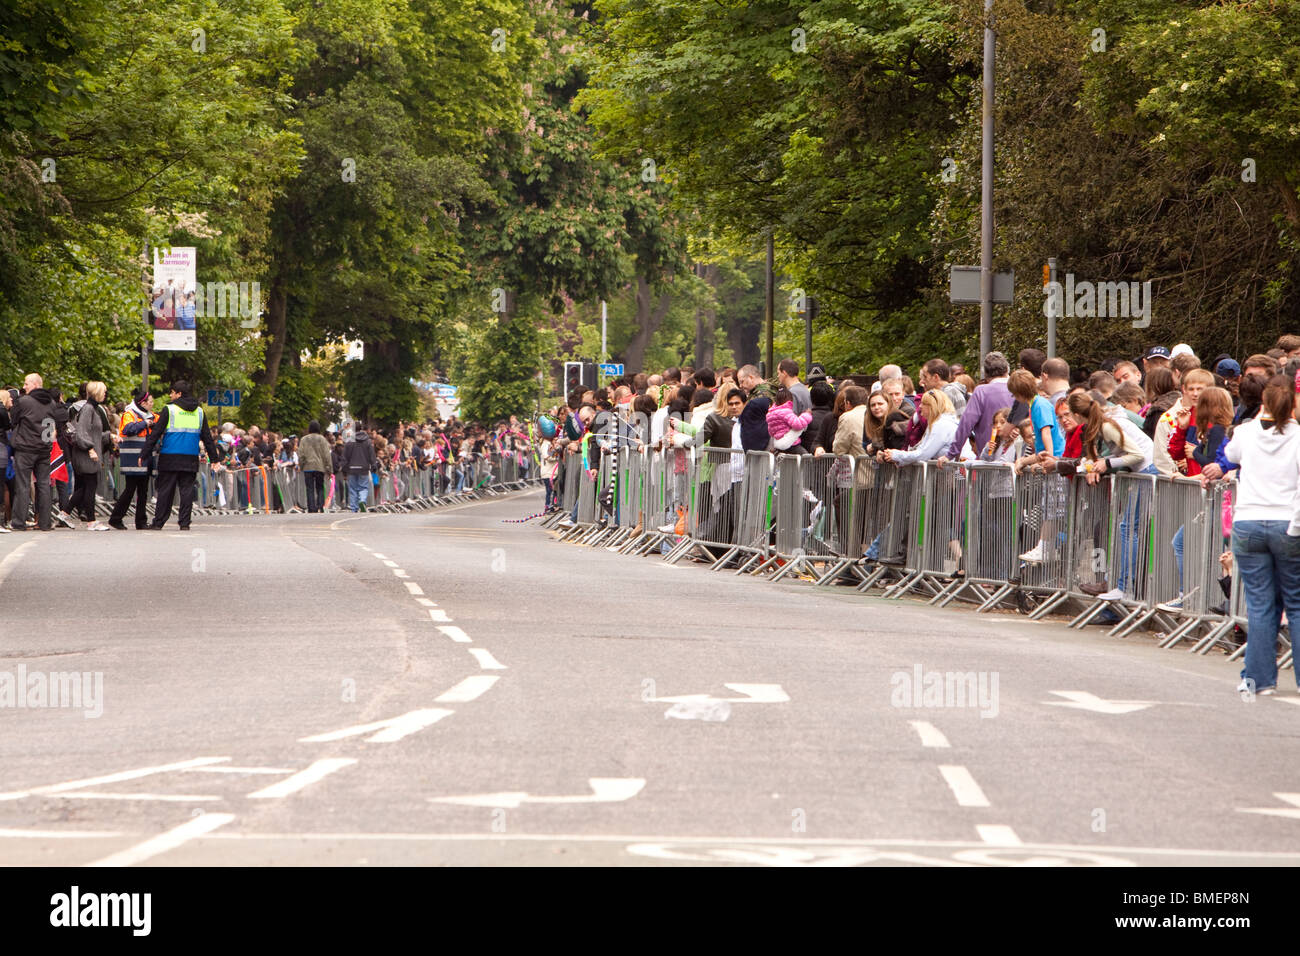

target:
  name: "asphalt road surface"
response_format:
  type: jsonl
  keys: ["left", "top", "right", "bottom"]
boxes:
{"left": 2, "top": 490, "right": 1299, "bottom": 867}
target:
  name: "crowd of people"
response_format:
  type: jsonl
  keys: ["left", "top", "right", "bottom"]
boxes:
{"left": 538, "top": 340, "right": 1300, "bottom": 698}
{"left": 0, "top": 375, "right": 534, "bottom": 528}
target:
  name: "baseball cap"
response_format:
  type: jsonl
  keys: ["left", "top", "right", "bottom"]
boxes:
{"left": 1170, "top": 343, "right": 1195, "bottom": 360}
{"left": 1214, "top": 358, "right": 1241, "bottom": 378}
{"left": 1144, "top": 345, "right": 1171, "bottom": 360}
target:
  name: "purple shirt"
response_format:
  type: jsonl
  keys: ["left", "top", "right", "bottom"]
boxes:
{"left": 947, "top": 379, "right": 1014, "bottom": 458}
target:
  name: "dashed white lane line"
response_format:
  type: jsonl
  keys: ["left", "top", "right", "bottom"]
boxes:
{"left": 405, "top": 582, "right": 424, "bottom": 595}
{"left": 428, "top": 608, "right": 451, "bottom": 623}
{"left": 436, "top": 676, "right": 499, "bottom": 703}
{"left": 438, "top": 625, "right": 472, "bottom": 644}
{"left": 383, "top": 560, "right": 399, "bottom": 568}
{"left": 86, "top": 812, "right": 236, "bottom": 868}
{"left": 416, "top": 598, "right": 439, "bottom": 607}
{"left": 300, "top": 709, "right": 453, "bottom": 744}
{"left": 976, "top": 825, "right": 1022, "bottom": 846}
{"left": 393, "top": 569, "right": 409, "bottom": 578}
{"left": 372, "top": 553, "right": 387, "bottom": 560}
{"left": 938, "top": 766, "right": 990, "bottom": 808}
{"left": 468, "top": 648, "right": 507, "bottom": 671}
{"left": 247, "top": 758, "right": 358, "bottom": 799}
{"left": 909, "top": 721, "right": 951, "bottom": 748}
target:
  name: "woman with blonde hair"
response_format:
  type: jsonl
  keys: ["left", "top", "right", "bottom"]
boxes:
{"left": 879, "top": 389, "right": 958, "bottom": 465}
{"left": 71, "top": 380, "right": 112, "bottom": 530}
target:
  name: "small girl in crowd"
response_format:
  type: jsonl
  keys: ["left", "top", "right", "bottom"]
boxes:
{"left": 765, "top": 387, "right": 813, "bottom": 451}
{"left": 980, "top": 408, "right": 1017, "bottom": 465}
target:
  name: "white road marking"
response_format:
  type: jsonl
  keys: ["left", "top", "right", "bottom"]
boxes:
{"left": 86, "top": 812, "right": 236, "bottom": 867}
{"left": 938, "top": 765, "right": 991, "bottom": 807}
{"left": 1275, "top": 697, "right": 1300, "bottom": 709}
{"left": 651, "top": 683, "right": 789, "bottom": 705}
{"left": 372, "top": 553, "right": 387, "bottom": 560}
{"left": 300, "top": 709, "right": 454, "bottom": 744}
{"left": 55, "top": 792, "right": 220, "bottom": 802}
{"left": 247, "top": 758, "right": 357, "bottom": 799}
{"left": 393, "top": 569, "right": 409, "bottom": 578}
{"left": 416, "top": 598, "right": 439, "bottom": 607}
{"left": 0, "top": 539, "right": 37, "bottom": 588}
{"left": 1237, "top": 793, "right": 1300, "bottom": 820}
{"left": 468, "top": 648, "right": 507, "bottom": 670}
{"left": 404, "top": 582, "right": 424, "bottom": 595}
{"left": 430, "top": 778, "right": 645, "bottom": 809}
{"left": 909, "top": 721, "right": 951, "bottom": 748}
{"left": 976, "top": 825, "right": 1022, "bottom": 846}
{"left": 0, "top": 757, "right": 230, "bottom": 802}
{"left": 438, "top": 626, "right": 472, "bottom": 644}
{"left": 0, "top": 828, "right": 124, "bottom": 839}
{"left": 383, "top": 560, "right": 399, "bottom": 568}
{"left": 428, "top": 608, "right": 451, "bottom": 623}
{"left": 436, "top": 675, "right": 499, "bottom": 703}
{"left": 1042, "top": 691, "right": 1156, "bottom": 714}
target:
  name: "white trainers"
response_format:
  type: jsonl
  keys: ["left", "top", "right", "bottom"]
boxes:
{"left": 1097, "top": 587, "right": 1125, "bottom": 601}
{"left": 0, "top": 524, "right": 10, "bottom": 533}
{"left": 656, "top": 523, "right": 676, "bottom": 534}
{"left": 1020, "top": 542, "right": 1045, "bottom": 563}
{"left": 88, "top": 522, "right": 111, "bottom": 532}
{"left": 1156, "top": 595, "right": 1184, "bottom": 612}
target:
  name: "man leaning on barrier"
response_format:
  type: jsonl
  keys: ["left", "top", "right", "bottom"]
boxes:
{"left": 143, "top": 381, "right": 222, "bottom": 532}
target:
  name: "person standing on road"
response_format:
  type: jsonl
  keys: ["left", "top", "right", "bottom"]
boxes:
{"left": 7, "top": 373, "right": 57, "bottom": 531}
{"left": 1222, "top": 375, "right": 1300, "bottom": 698}
{"left": 142, "top": 381, "right": 220, "bottom": 531}
{"left": 298, "top": 421, "right": 332, "bottom": 513}
{"left": 108, "top": 389, "right": 156, "bottom": 529}
{"left": 342, "top": 427, "right": 377, "bottom": 512}
{"left": 69, "top": 380, "right": 112, "bottom": 530}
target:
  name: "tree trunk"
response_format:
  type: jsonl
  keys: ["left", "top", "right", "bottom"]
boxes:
{"left": 694, "top": 262, "right": 719, "bottom": 369}
{"left": 623, "top": 274, "right": 672, "bottom": 374}
{"left": 1277, "top": 176, "right": 1300, "bottom": 227}
{"left": 253, "top": 273, "right": 288, "bottom": 424}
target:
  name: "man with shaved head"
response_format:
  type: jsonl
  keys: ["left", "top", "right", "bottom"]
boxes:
{"left": 8, "top": 372, "right": 58, "bottom": 530}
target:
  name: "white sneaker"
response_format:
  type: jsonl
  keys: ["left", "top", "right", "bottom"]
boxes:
{"left": 1156, "top": 595, "right": 1184, "bottom": 612}
{"left": 656, "top": 523, "right": 676, "bottom": 534}
{"left": 558, "top": 518, "right": 575, "bottom": 529}
{"left": 1020, "top": 542, "right": 1045, "bottom": 563}
{"left": 88, "top": 522, "right": 110, "bottom": 532}
{"left": 0, "top": 524, "right": 10, "bottom": 533}
{"left": 1097, "top": 587, "right": 1125, "bottom": 601}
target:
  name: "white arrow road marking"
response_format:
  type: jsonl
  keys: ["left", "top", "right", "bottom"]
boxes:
{"left": 652, "top": 683, "right": 789, "bottom": 705}
{"left": 468, "top": 648, "right": 507, "bottom": 670}
{"left": 430, "top": 778, "right": 645, "bottom": 809}
{"left": 428, "top": 608, "right": 451, "bottom": 623}
{"left": 976, "top": 825, "right": 1022, "bottom": 846}
{"left": 247, "top": 758, "right": 357, "bottom": 799}
{"left": 438, "top": 626, "right": 472, "bottom": 643}
{"left": 909, "top": 721, "right": 951, "bottom": 748}
{"left": 939, "top": 766, "right": 990, "bottom": 807}
{"left": 436, "top": 676, "right": 499, "bottom": 703}
{"left": 55, "top": 792, "right": 220, "bottom": 802}
{"left": 0, "top": 757, "right": 230, "bottom": 802}
{"left": 184, "top": 766, "right": 297, "bottom": 775}
{"left": 0, "top": 539, "right": 38, "bottom": 588}
{"left": 86, "top": 812, "right": 236, "bottom": 867}
{"left": 1237, "top": 793, "right": 1300, "bottom": 820}
{"left": 1042, "top": 691, "right": 1156, "bottom": 714}
{"left": 404, "top": 582, "right": 424, "bottom": 595}
{"left": 299, "top": 708, "right": 454, "bottom": 744}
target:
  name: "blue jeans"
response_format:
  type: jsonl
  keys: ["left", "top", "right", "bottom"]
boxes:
{"left": 1231, "top": 520, "right": 1300, "bottom": 691}
{"left": 1114, "top": 484, "right": 1148, "bottom": 594}
{"left": 347, "top": 474, "right": 370, "bottom": 512}
{"left": 1172, "top": 525, "right": 1184, "bottom": 590}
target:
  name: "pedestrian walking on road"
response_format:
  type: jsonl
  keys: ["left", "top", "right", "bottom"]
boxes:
{"left": 69, "top": 380, "right": 112, "bottom": 530}
{"left": 298, "top": 421, "right": 332, "bottom": 513}
{"left": 342, "top": 427, "right": 377, "bottom": 512}
{"left": 108, "top": 389, "right": 156, "bottom": 529}
{"left": 142, "top": 381, "right": 221, "bottom": 531}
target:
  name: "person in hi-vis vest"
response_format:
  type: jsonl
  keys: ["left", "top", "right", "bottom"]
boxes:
{"left": 142, "top": 380, "right": 221, "bottom": 531}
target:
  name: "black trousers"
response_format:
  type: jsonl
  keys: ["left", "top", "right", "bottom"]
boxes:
{"left": 71, "top": 470, "right": 98, "bottom": 522}
{"left": 305, "top": 471, "right": 325, "bottom": 512}
{"left": 12, "top": 447, "right": 52, "bottom": 530}
{"left": 109, "top": 473, "right": 152, "bottom": 528}
{"left": 152, "top": 469, "right": 196, "bottom": 529}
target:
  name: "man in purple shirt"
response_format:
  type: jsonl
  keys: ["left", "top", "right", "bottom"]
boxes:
{"left": 946, "top": 351, "right": 1013, "bottom": 459}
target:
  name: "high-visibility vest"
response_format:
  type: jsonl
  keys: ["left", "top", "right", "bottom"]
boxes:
{"left": 158, "top": 405, "right": 202, "bottom": 457}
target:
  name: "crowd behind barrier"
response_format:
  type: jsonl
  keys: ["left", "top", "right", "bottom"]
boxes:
{"left": 543, "top": 446, "right": 1289, "bottom": 670}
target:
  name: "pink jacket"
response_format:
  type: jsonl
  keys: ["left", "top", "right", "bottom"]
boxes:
{"left": 765, "top": 402, "right": 812, "bottom": 442}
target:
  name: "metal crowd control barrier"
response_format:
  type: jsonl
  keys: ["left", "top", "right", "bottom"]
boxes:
{"left": 939, "top": 462, "right": 1016, "bottom": 611}
{"left": 1070, "top": 472, "right": 1157, "bottom": 635}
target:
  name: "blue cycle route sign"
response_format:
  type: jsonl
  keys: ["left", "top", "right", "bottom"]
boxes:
{"left": 207, "top": 389, "right": 241, "bottom": 407}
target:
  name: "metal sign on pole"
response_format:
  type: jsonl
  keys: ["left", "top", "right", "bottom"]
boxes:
{"left": 950, "top": 267, "right": 1014, "bottom": 304}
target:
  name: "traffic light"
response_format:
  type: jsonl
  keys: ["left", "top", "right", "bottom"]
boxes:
{"left": 564, "top": 360, "right": 597, "bottom": 397}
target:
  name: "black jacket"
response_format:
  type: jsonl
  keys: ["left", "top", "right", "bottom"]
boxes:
{"left": 143, "top": 396, "right": 220, "bottom": 472}
{"left": 1142, "top": 390, "right": 1180, "bottom": 438}
{"left": 804, "top": 403, "right": 833, "bottom": 453}
{"left": 342, "top": 433, "right": 377, "bottom": 475}
{"left": 8, "top": 387, "right": 58, "bottom": 451}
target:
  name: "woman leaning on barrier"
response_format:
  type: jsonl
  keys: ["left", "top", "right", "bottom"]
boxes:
{"left": 1218, "top": 374, "right": 1300, "bottom": 698}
